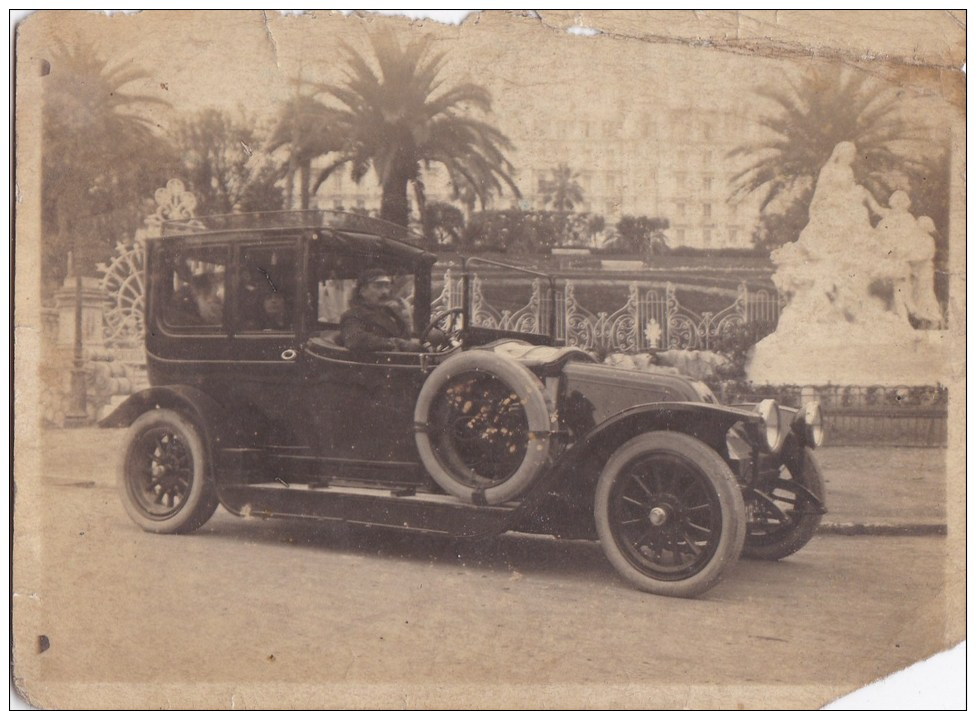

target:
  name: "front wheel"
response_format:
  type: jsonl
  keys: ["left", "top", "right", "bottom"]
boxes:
{"left": 595, "top": 432, "right": 746, "bottom": 598}
{"left": 118, "top": 409, "right": 219, "bottom": 534}
{"left": 742, "top": 447, "right": 825, "bottom": 560}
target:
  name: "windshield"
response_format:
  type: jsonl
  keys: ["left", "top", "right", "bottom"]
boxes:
{"left": 456, "top": 257, "right": 557, "bottom": 343}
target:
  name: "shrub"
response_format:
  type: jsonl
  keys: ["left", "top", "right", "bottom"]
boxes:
{"left": 462, "top": 210, "right": 603, "bottom": 253}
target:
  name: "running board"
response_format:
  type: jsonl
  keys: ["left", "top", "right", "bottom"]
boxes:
{"left": 217, "top": 482, "right": 520, "bottom": 538}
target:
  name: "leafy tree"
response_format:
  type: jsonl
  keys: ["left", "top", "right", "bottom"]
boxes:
{"left": 539, "top": 163, "right": 585, "bottom": 212}
{"left": 451, "top": 180, "right": 490, "bottom": 222}
{"left": 268, "top": 91, "right": 342, "bottom": 210}
{"left": 614, "top": 215, "right": 670, "bottom": 254}
{"left": 423, "top": 201, "right": 465, "bottom": 247}
{"left": 314, "top": 31, "right": 520, "bottom": 244}
{"left": 728, "top": 66, "right": 940, "bottom": 249}
{"left": 42, "top": 40, "right": 175, "bottom": 292}
{"left": 174, "top": 108, "right": 285, "bottom": 215}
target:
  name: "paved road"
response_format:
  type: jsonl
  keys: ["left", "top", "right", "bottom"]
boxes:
{"left": 35, "top": 428, "right": 951, "bottom": 531}
{"left": 12, "top": 429, "right": 962, "bottom": 709}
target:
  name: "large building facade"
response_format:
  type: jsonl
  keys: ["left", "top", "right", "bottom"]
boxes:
{"left": 305, "top": 31, "right": 769, "bottom": 251}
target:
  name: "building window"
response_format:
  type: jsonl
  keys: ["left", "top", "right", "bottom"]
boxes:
{"left": 702, "top": 203, "right": 712, "bottom": 218}
{"left": 703, "top": 228, "right": 712, "bottom": 246}
{"left": 702, "top": 176, "right": 713, "bottom": 191}
{"left": 333, "top": 199, "right": 344, "bottom": 210}
{"left": 728, "top": 227, "right": 738, "bottom": 243}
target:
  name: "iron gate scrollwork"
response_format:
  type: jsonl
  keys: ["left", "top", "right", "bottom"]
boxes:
{"left": 431, "top": 272, "right": 781, "bottom": 355}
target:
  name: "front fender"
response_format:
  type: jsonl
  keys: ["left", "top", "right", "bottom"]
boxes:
{"left": 553, "top": 402, "right": 759, "bottom": 482}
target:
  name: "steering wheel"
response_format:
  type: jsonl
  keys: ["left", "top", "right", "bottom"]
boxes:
{"left": 421, "top": 308, "right": 465, "bottom": 353}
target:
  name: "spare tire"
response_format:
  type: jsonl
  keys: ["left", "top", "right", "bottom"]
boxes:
{"left": 414, "top": 350, "right": 554, "bottom": 505}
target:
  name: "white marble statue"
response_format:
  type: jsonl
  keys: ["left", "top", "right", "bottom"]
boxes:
{"left": 770, "top": 141, "right": 895, "bottom": 329}
{"left": 748, "top": 142, "right": 946, "bottom": 386}
{"left": 870, "top": 191, "right": 943, "bottom": 327}
{"left": 911, "top": 216, "right": 945, "bottom": 327}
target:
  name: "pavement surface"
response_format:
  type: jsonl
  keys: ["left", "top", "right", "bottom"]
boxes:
{"left": 30, "top": 427, "right": 949, "bottom": 536}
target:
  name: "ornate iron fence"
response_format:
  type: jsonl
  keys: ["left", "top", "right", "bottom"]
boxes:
{"left": 716, "top": 382, "right": 949, "bottom": 448}
{"left": 432, "top": 270, "right": 782, "bottom": 354}
{"left": 83, "top": 181, "right": 943, "bottom": 447}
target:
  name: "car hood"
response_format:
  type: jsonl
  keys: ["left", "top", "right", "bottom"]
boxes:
{"left": 479, "top": 340, "right": 718, "bottom": 427}
{"left": 558, "top": 360, "right": 717, "bottom": 427}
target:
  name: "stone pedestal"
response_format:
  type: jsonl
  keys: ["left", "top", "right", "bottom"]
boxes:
{"left": 747, "top": 318, "right": 947, "bottom": 386}
{"left": 54, "top": 276, "right": 108, "bottom": 353}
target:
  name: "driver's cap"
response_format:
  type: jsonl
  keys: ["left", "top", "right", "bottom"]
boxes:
{"left": 358, "top": 268, "right": 392, "bottom": 288}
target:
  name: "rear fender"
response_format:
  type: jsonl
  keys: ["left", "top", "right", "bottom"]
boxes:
{"left": 99, "top": 386, "right": 246, "bottom": 475}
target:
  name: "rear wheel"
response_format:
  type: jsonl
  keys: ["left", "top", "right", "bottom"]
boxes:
{"left": 743, "top": 447, "right": 825, "bottom": 560}
{"left": 595, "top": 432, "right": 746, "bottom": 598}
{"left": 118, "top": 409, "right": 219, "bottom": 534}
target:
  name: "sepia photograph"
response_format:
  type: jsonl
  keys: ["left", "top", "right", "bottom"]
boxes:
{"left": 12, "top": 10, "right": 966, "bottom": 709}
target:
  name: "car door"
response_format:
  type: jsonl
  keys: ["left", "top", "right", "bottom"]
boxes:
{"left": 148, "top": 237, "right": 237, "bottom": 389}
{"left": 300, "top": 246, "right": 430, "bottom": 485}
{"left": 222, "top": 237, "right": 307, "bottom": 447}
{"left": 303, "top": 343, "right": 429, "bottom": 471}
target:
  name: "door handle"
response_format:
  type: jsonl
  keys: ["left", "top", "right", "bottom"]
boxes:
{"left": 281, "top": 349, "right": 298, "bottom": 361}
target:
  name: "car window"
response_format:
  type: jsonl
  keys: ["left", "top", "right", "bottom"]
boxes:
{"left": 317, "top": 278, "right": 357, "bottom": 325}
{"left": 160, "top": 245, "right": 228, "bottom": 330}
{"left": 312, "top": 251, "right": 415, "bottom": 330}
{"left": 238, "top": 245, "right": 297, "bottom": 333}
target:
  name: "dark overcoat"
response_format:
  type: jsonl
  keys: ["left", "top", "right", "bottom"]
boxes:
{"left": 339, "top": 302, "right": 410, "bottom": 352}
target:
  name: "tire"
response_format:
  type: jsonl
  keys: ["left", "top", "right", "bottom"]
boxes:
{"left": 414, "top": 350, "right": 554, "bottom": 505}
{"left": 118, "top": 409, "right": 219, "bottom": 534}
{"left": 594, "top": 432, "right": 746, "bottom": 598}
{"left": 742, "top": 447, "right": 825, "bottom": 560}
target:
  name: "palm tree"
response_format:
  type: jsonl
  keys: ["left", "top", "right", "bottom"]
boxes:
{"left": 42, "top": 40, "right": 174, "bottom": 291}
{"left": 314, "top": 31, "right": 520, "bottom": 242}
{"left": 268, "top": 90, "right": 342, "bottom": 210}
{"left": 452, "top": 180, "right": 485, "bottom": 223}
{"left": 728, "top": 66, "right": 938, "bottom": 248}
{"left": 539, "top": 163, "right": 585, "bottom": 211}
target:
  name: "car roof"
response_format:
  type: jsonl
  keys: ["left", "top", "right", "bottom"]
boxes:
{"left": 159, "top": 210, "right": 437, "bottom": 264}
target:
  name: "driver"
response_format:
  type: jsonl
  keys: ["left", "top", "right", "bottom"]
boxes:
{"left": 339, "top": 268, "right": 425, "bottom": 352}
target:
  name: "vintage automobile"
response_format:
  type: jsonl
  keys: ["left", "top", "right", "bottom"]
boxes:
{"left": 102, "top": 210, "right": 826, "bottom": 598}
